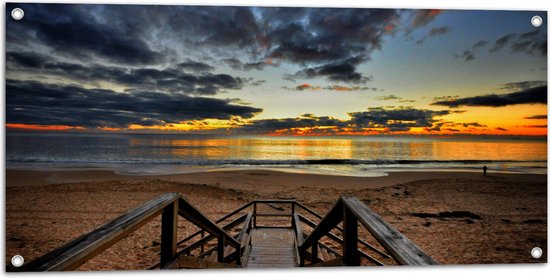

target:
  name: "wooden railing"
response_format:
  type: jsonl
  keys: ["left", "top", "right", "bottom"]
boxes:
{"left": 12, "top": 193, "right": 242, "bottom": 271}
{"left": 11, "top": 194, "right": 436, "bottom": 271}
{"left": 298, "top": 196, "right": 438, "bottom": 266}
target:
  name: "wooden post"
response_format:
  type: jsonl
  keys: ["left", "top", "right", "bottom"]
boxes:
{"left": 160, "top": 201, "right": 178, "bottom": 268}
{"left": 342, "top": 207, "right": 359, "bottom": 266}
{"left": 217, "top": 235, "right": 225, "bottom": 263}
{"left": 200, "top": 230, "right": 204, "bottom": 253}
{"left": 311, "top": 240, "right": 319, "bottom": 264}
{"left": 253, "top": 202, "right": 257, "bottom": 228}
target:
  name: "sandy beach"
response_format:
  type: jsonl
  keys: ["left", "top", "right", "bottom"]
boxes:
{"left": 5, "top": 169, "right": 547, "bottom": 269}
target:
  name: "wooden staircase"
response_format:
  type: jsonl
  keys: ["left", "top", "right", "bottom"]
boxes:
{"left": 9, "top": 194, "right": 437, "bottom": 271}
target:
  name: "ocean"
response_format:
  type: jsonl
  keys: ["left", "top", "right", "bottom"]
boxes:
{"left": 5, "top": 132, "right": 547, "bottom": 177}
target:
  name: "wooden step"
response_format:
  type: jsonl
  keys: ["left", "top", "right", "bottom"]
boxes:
{"left": 177, "top": 255, "right": 240, "bottom": 269}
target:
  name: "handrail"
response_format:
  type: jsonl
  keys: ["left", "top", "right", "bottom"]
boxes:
{"left": 15, "top": 193, "right": 181, "bottom": 271}
{"left": 297, "top": 214, "right": 390, "bottom": 259}
{"left": 298, "top": 214, "right": 384, "bottom": 265}
{"left": 299, "top": 197, "right": 437, "bottom": 266}
{"left": 341, "top": 197, "right": 437, "bottom": 265}
{"left": 177, "top": 198, "right": 240, "bottom": 249}
{"left": 176, "top": 201, "right": 254, "bottom": 247}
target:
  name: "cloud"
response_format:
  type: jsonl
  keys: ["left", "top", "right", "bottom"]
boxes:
{"left": 524, "top": 115, "right": 547, "bottom": 120}
{"left": 472, "top": 40, "right": 488, "bottom": 49}
{"left": 348, "top": 107, "right": 452, "bottom": 131}
{"left": 177, "top": 59, "right": 215, "bottom": 72}
{"left": 295, "top": 84, "right": 321, "bottom": 91}
{"left": 495, "top": 127, "right": 508, "bottom": 131}
{"left": 501, "top": 80, "right": 547, "bottom": 91}
{"left": 454, "top": 50, "right": 475, "bottom": 61}
{"left": 283, "top": 84, "right": 369, "bottom": 91}
{"left": 6, "top": 79, "right": 262, "bottom": 128}
{"left": 523, "top": 125, "right": 547, "bottom": 128}
{"left": 431, "top": 86, "right": 547, "bottom": 107}
{"left": 7, "top": 52, "right": 245, "bottom": 95}
{"left": 237, "top": 115, "right": 347, "bottom": 134}
{"left": 236, "top": 107, "right": 457, "bottom": 134}
{"left": 490, "top": 30, "right": 546, "bottom": 56}
{"left": 376, "top": 94, "right": 415, "bottom": 102}
{"left": 7, "top": 4, "right": 165, "bottom": 66}
{"left": 222, "top": 58, "right": 276, "bottom": 71}
{"left": 288, "top": 56, "right": 372, "bottom": 83}
{"left": 429, "top": 26, "right": 449, "bottom": 36}
{"left": 410, "top": 10, "right": 443, "bottom": 28}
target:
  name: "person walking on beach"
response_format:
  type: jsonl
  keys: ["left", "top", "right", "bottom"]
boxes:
{"left": 482, "top": 165, "right": 487, "bottom": 176}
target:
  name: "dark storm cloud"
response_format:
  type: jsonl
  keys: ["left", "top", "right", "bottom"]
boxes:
{"left": 289, "top": 57, "right": 371, "bottom": 83}
{"left": 222, "top": 58, "right": 275, "bottom": 71}
{"left": 237, "top": 115, "right": 348, "bottom": 133}
{"left": 501, "top": 80, "right": 547, "bottom": 91}
{"left": 431, "top": 86, "right": 547, "bottom": 107}
{"left": 348, "top": 107, "right": 452, "bottom": 131}
{"left": 524, "top": 115, "right": 547, "bottom": 119}
{"left": 6, "top": 52, "right": 244, "bottom": 95}
{"left": 177, "top": 59, "right": 215, "bottom": 72}
{"left": 236, "top": 107, "right": 455, "bottom": 133}
{"left": 264, "top": 9, "right": 399, "bottom": 65}
{"left": 489, "top": 30, "right": 546, "bottom": 56}
{"left": 6, "top": 79, "right": 262, "bottom": 128}
{"left": 6, "top": 3, "right": 165, "bottom": 65}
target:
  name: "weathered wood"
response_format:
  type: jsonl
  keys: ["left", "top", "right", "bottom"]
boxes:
{"left": 311, "top": 240, "right": 319, "bottom": 264}
{"left": 254, "top": 213, "right": 293, "bottom": 217}
{"left": 298, "top": 213, "right": 391, "bottom": 259}
{"left": 160, "top": 201, "right": 178, "bottom": 268}
{"left": 300, "top": 200, "right": 343, "bottom": 250}
{"left": 217, "top": 235, "right": 225, "bottom": 262}
{"left": 342, "top": 206, "right": 359, "bottom": 266}
{"left": 177, "top": 198, "right": 240, "bottom": 249}
{"left": 293, "top": 213, "right": 304, "bottom": 246}
{"left": 176, "top": 201, "right": 253, "bottom": 247}
{"left": 176, "top": 255, "right": 239, "bottom": 269}
{"left": 245, "top": 228, "right": 298, "bottom": 268}
{"left": 19, "top": 193, "right": 181, "bottom": 271}
{"left": 177, "top": 213, "right": 247, "bottom": 254}
{"left": 341, "top": 197, "right": 438, "bottom": 265}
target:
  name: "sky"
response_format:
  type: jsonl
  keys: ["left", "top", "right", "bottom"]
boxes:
{"left": 4, "top": 3, "right": 548, "bottom": 136}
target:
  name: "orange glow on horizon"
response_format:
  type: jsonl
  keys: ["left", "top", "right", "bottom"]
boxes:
{"left": 6, "top": 123, "right": 85, "bottom": 131}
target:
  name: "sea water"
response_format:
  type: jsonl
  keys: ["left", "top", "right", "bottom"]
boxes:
{"left": 5, "top": 132, "right": 547, "bottom": 176}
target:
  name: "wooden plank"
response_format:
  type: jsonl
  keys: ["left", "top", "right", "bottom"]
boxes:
{"left": 298, "top": 213, "right": 390, "bottom": 259}
{"left": 177, "top": 213, "right": 247, "bottom": 255}
{"left": 160, "top": 201, "right": 178, "bottom": 268}
{"left": 254, "top": 213, "right": 292, "bottom": 217}
{"left": 341, "top": 197, "right": 438, "bottom": 265}
{"left": 177, "top": 256, "right": 239, "bottom": 269}
{"left": 19, "top": 193, "right": 181, "bottom": 271}
{"left": 342, "top": 207, "right": 359, "bottom": 266}
{"left": 300, "top": 200, "right": 343, "bottom": 250}
{"left": 177, "top": 198, "right": 240, "bottom": 249}
{"left": 176, "top": 201, "right": 253, "bottom": 247}
{"left": 244, "top": 228, "right": 298, "bottom": 268}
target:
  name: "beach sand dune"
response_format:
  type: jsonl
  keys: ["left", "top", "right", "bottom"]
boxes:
{"left": 5, "top": 169, "right": 547, "bottom": 269}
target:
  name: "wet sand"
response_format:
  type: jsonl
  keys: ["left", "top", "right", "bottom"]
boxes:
{"left": 5, "top": 169, "right": 547, "bottom": 269}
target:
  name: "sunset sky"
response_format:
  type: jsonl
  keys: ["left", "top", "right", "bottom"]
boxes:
{"left": 5, "top": 4, "right": 548, "bottom": 136}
